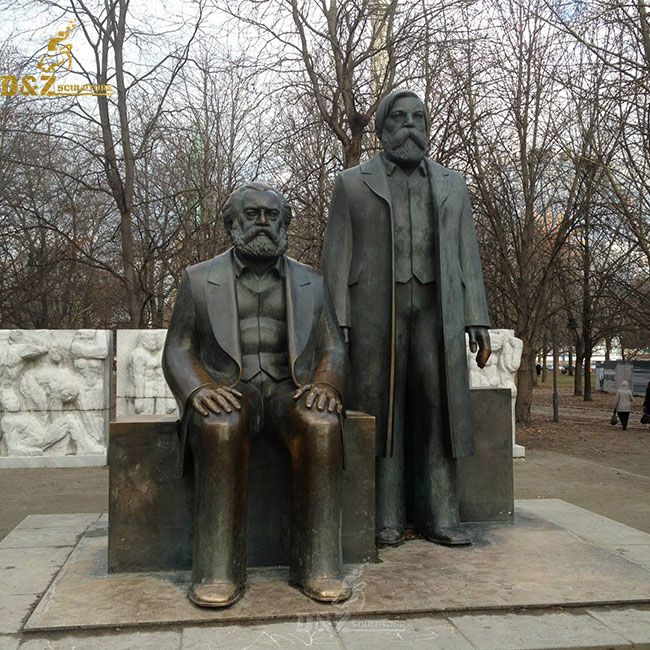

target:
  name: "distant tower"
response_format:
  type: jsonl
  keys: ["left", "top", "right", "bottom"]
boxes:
{"left": 370, "top": 0, "right": 392, "bottom": 99}
{"left": 190, "top": 123, "right": 205, "bottom": 227}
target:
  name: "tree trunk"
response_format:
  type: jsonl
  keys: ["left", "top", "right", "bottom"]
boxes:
{"left": 574, "top": 354, "right": 583, "bottom": 396}
{"left": 584, "top": 348, "right": 592, "bottom": 401}
{"left": 515, "top": 345, "right": 534, "bottom": 424}
{"left": 343, "top": 128, "right": 364, "bottom": 168}
{"left": 94, "top": 0, "right": 140, "bottom": 327}
{"left": 119, "top": 209, "right": 141, "bottom": 326}
{"left": 568, "top": 347, "right": 573, "bottom": 375}
{"left": 605, "top": 337, "right": 611, "bottom": 361}
{"left": 581, "top": 198, "right": 593, "bottom": 402}
{"left": 573, "top": 337, "right": 584, "bottom": 395}
{"left": 553, "top": 331, "right": 560, "bottom": 421}
{"left": 542, "top": 339, "right": 548, "bottom": 382}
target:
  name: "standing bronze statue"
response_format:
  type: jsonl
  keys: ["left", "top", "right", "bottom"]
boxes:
{"left": 163, "top": 182, "right": 350, "bottom": 608}
{"left": 321, "top": 90, "right": 491, "bottom": 547}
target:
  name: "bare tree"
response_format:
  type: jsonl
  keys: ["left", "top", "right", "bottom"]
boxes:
{"left": 545, "top": 0, "right": 650, "bottom": 267}
{"left": 453, "top": 0, "right": 588, "bottom": 423}
{"left": 215, "top": 0, "right": 459, "bottom": 168}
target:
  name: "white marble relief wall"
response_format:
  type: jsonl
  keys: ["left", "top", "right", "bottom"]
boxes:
{"left": 0, "top": 330, "right": 111, "bottom": 466}
{"left": 116, "top": 330, "right": 178, "bottom": 417}
{"left": 467, "top": 329, "right": 525, "bottom": 458}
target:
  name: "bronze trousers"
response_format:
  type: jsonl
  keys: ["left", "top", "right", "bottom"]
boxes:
{"left": 375, "top": 278, "right": 460, "bottom": 535}
{"left": 189, "top": 376, "right": 343, "bottom": 588}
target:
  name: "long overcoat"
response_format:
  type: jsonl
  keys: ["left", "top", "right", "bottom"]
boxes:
{"left": 162, "top": 249, "right": 346, "bottom": 473}
{"left": 321, "top": 154, "right": 490, "bottom": 458}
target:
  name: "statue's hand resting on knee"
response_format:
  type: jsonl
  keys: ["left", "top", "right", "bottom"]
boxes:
{"left": 190, "top": 384, "right": 243, "bottom": 416}
{"left": 293, "top": 383, "right": 343, "bottom": 415}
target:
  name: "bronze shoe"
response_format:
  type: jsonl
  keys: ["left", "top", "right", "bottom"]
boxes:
{"left": 375, "top": 526, "right": 405, "bottom": 546}
{"left": 188, "top": 580, "right": 243, "bottom": 608}
{"left": 422, "top": 525, "right": 472, "bottom": 547}
{"left": 294, "top": 577, "right": 351, "bottom": 603}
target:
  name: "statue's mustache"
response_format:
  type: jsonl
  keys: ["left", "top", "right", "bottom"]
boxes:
{"left": 244, "top": 226, "right": 279, "bottom": 244}
{"left": 385, "top": 129, "right": 427, "bottom": 150}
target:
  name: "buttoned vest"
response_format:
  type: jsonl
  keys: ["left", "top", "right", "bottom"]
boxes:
{"left": 236, "top": 278, "right": 291, "bottom": 382}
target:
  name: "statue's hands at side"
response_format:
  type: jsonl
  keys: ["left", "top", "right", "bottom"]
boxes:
{"left": 190, "top": 384, "right": 243, "bottom": 417}
{"left": 467, "top": 326, "right": 491, "bottom": 369}
{"left": 293, "top": 383, "right": 343, "bottom": 415}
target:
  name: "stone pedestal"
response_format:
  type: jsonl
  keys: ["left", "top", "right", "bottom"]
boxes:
{"left": 21, "top": 500, "right": 650, "bottom": 636}
{"left": 467, "top": 329, "right": 526, "bottom": 458}
{"left": 108, "top": 411, "right": 376, "bottom": 571}
{"left": 108, "top": 389, "right": 513, "bottom": 572}
{"left": 459, "top": 389, "right": 514, "bottom": 522}
{"left": 513, "top": 442, "right": 526, "bottom": 458}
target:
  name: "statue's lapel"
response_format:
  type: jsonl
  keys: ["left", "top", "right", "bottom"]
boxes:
{"left": 205, "top": 250, "right": 242, "bottom": 371}
{"left": 426, "top": 160, "right": 451, "bottom": 215}
{"left": 361, "top": 154, "right": 392, "bottom": 208}
{"left": 286, "top": 258, "right": 313, "bottom": 370}
{"left": 361, "top": 155, "right": 451, "bottom": 214}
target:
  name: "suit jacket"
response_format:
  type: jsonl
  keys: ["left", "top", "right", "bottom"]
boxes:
{"left": 163, "top": 249, "right": 346, "bottom": 472}
{"left": 321, "top": 154, "right": 490, "bottom": 458}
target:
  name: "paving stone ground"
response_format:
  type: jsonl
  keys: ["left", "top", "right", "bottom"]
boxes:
{"left": 2, "top": 607, "right": 650, "bottom": 649}
{"left": 1, "top": 404, "right": 649, "bottom": 649}
{"left": 0, "top": 506, "right": 649, "bottom": 649}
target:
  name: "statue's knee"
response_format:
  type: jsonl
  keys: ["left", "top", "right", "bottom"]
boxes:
{"left": 192, "top": 410, "right": 245, "bottom": 445}
{"left": 297, "top": 408, "right": 340, "bottom": 438}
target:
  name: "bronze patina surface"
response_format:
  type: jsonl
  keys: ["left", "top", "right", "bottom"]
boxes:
{"left": 160, "top": 183, "right": 350, "bottom": 607}
{"left": 322, "top": 90, "right": 493, "bottom": 548}
{"left": 108, "top": 411, "right": 376, "bottom": 572}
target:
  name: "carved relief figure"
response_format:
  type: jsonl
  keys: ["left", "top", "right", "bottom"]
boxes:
{"left": 0, "top": 330, "right": 109, "bottom": 457}
{"left": 70, "top": 330, "right": 109, "bottom": 450}
{"left": 467, "top": 331, "right": 503, "bottom": 389}
{"left": 0, "top": 412, "right": 71, "bottom": 457}
{"left": 0, "top": 330, "right": 48, "bottom": 412}
{"left": 129, "top": 331, "right": 176, "bottom": 415}
{"left": 468, "top": 329, "right": 523, "bottom": 445}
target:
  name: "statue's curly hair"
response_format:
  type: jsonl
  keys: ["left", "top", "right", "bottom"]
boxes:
{"left": 222, "top": 182, "right": 292, "bottom": 231}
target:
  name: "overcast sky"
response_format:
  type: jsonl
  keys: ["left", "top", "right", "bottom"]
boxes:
{"left": 1, "top": 1, "right": 230, "bottom": 86}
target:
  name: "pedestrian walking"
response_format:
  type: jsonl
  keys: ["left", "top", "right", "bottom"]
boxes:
{"left": 613, "top": 380, "right": 634, "bottom": 431}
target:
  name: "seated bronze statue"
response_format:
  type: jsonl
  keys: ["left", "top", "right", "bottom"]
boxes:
{"left": 162, "top": 182, "right": 350, "bottom": 608}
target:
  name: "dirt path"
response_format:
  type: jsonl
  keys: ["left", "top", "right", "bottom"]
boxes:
{"left": 0, "top": 466, "right": 107, "bottom": 540}
{"left": 522, "top": 385, "right": 649, "bottom": 477}
{"left": 532, "top": 404, "right": 613, "bottom": 420}
{"left": 514, "top": 449, "right": 650, "bottom": 533}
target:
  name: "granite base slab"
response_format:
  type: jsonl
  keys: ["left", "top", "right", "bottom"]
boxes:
{"left": 23, "top": 500, "right": 650, "bottom": 633}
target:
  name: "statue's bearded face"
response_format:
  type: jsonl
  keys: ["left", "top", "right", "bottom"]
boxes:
{"left": 229, "top": 189, "right": 288, "bottom": 259}
{"left": 380, "top": 96, "right": 428, "bottom": 166}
